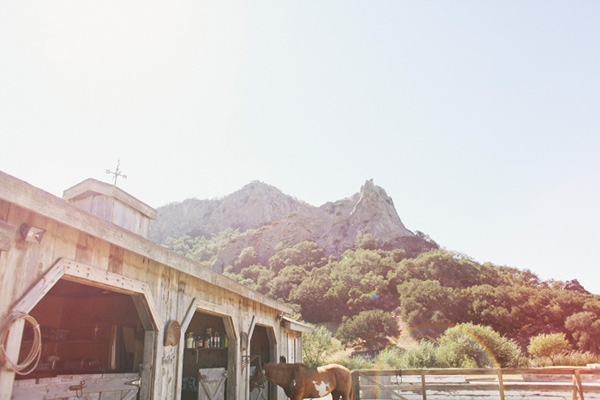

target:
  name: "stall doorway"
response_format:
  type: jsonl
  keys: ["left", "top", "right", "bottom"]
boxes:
{"left": 182, "top": 311, "right": 232, "bottom": 400}
{"left": 13, "top": 279, "right": 147, "bottom": 399}
{"left": 250, "top": 325, "right": 275, "bottom": 400}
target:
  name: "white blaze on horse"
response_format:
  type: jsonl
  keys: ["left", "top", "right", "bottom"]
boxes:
{"left": 251, "top": 363, "right": 353, "bottom": 400}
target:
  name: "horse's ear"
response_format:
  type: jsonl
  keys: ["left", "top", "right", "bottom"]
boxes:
{"left": 280, "top": 355, "right": 287, "bottom": 363}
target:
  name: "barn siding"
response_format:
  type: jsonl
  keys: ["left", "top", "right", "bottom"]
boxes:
{"left": 0, "top": 172, "right": 301, "bottom": 400}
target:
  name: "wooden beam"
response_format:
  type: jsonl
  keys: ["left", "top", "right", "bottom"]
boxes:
{"left": 12, "top": 259, "right": 64, "bottom": 313}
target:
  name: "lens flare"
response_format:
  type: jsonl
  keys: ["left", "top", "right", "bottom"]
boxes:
{"left": 369, "top": 291, "right": 380, "bottom": 302}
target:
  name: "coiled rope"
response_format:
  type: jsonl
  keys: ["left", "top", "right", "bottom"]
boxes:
{"left": 0, "top": 311, "right": 42, "bottom": 375}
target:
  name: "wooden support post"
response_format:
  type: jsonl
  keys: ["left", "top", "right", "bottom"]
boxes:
{"left": 573, "top": 370, "right": 584, "bottom": 400}
{"left": 0, "top": 319, "right": 24, "bottom": 400}
{"left": 497, "top": 368, "right": 505, "bottom": 400}
{"left": 352, "top": 371, "right": 361, "bottom": 400}
{"left": 420, "top": 370, "right": 427, "bottom": 400}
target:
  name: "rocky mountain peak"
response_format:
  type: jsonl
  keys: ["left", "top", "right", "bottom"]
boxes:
{"left": 213, "top": 181, "right": 305, "bottom": 232}
{"left": 150, "top": 180, "right": 435, "bottom": 270}
{"left": 350, "top": 179, "right": 413, "bottom": 238}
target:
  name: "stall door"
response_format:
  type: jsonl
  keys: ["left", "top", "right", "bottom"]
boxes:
{"left": 12, "top": 372, "right": 140, "bottom": 400}
{"left": 198, "top": 367, "right": 227, "bottom": 400}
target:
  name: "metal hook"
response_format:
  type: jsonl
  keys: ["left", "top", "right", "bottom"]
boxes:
{"left": 69, "top": 380, "right": 86, "bottom": 398}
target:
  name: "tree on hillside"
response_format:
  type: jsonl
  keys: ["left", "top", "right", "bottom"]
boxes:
{"left": 268, "top": 241, "right": 327, "bottom": 272}
{"left": 397, "top": 279, "right": 460, "bottom": 338}
{"left": 393, "top": 250, "right": 500, "bottom": 289}
{"left": 325, "top": 248, "right": 400, "bottom": 316}
{"left": 335, "top": 309, "right": 399, "bottom": 348}
{"left": 224, "top": 264, "right": 273, "bottom": 295}
{"left": 235, "top": 246, "right": 259, "bottom": 271}
{"left": 269, "top": 264, "right": 310, "bottom": 302}
{"left": 355, "top": 233, "right": 379, "bottom": 250}
{"left": 565, "top": 311, "right": 600, "bottom": 354}
{"left": 291, "top": 263, "right": 342, "bottom": 322}
{"left": 528, "top": 333, "right": 572, "bottom": 366}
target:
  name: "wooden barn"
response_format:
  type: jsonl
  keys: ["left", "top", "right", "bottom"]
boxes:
{"left": 0, "top": 171, "right": 310, "bottom": 400}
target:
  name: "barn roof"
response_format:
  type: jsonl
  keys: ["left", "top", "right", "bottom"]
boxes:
{"left": 0, "top": 171, "right": 293, "bottom": 314}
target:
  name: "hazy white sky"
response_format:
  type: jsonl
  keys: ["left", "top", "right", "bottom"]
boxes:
{"left": 2, "top": 2, "right": 599, "bottom": 294}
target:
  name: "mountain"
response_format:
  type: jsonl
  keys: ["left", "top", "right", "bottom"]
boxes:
{"left": 150, "top": 181, "right": 307, "bottom": 243}
{"left": 149, "top": 180, "right": 435, "bottom": 271}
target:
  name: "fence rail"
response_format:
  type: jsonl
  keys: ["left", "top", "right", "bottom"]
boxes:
{"left": 352, "top": 367, "right": 600, "bottom": 400}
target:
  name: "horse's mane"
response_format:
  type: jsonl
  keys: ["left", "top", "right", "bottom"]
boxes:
{"left": 265, "top": 363, "right": 316, "bottom": 384}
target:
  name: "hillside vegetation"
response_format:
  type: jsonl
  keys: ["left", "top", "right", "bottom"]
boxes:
{"left": 166, "top": 234, "right": 600, "bottom": 366}
{"left": 156, "top": 180, "right": 599, "bottom": 367}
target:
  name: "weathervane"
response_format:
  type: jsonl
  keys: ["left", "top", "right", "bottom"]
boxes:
{"left": 106, "top": 159, "right": 127, "bottom": 186}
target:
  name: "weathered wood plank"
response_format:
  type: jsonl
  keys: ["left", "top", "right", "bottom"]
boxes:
{"left": 0, "top": 319, "right": 25, "bottom": 400}
{"left": 12, "top": 259, "right": 64, "bottom": 313}
{"left": 0, "top": 221, "right": 15, "bottom": 252}
{"left": 12, "top": 373, "right": 140, "bottom": 400}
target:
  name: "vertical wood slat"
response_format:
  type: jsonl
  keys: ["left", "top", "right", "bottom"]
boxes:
{"left": 352, "top": 371, "right": 361, "bottom": 400}
{"left": 420, "top": 370, "right": 427, "bottom": 400}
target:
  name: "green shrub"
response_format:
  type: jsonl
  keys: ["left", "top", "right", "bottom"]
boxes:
{"left": 374, "top": 347, "right": 404, "bottom": 369}
{"left": 528, "top": 333, "right": 572, "bottom": 366}
{"left": 331, "top": 354, "right": 373, "bottom": 370}
{"left": 437, "top": 323, "right": 522, "bottom": 368}
{"left": 543, "top": 351, "right": 598, "bottom": 367}
{"left": 302, "top": 325, "right": 341, "bottom": 367}
{"left": 397, "top": 341, "right": 442, "bottom": 368}
{"left": 336, "top": 310, "right": 399, "bottom": 348}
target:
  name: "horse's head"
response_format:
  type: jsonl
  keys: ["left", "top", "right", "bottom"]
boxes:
{"left": 250, "top": 365, "right": 268, "bottom": 390}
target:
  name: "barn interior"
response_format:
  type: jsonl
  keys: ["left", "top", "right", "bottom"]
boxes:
{"left": 18, "top": 279, "right": 145, "bottom": 379}
{"left": 250, "top": 325, "right": 273, "bottom": 400}
{"left": 182, "top": 311, "right": 231, "bottom": 399}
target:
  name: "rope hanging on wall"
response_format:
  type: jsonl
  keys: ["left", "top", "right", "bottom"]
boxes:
{"left": 0, "top": 311, "right": 42, "bottom": 375}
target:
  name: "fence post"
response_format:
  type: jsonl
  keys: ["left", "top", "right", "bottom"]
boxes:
{"left": 572, "top": 369, "right": 584, "bottom": 400}
{"left": 420, "top": 370, "right": 427, "bottom": 400}
{"left": 352, "top": 371, "right": 361, "bottom": 400}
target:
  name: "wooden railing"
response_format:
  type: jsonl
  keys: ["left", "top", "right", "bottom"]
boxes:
{"left": 352, "top": 367, "right": 600, "bottom": 400}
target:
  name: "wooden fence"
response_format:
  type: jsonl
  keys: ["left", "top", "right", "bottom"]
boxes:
{"left": 352, "top": 367, "right": 600, "bottom": 400}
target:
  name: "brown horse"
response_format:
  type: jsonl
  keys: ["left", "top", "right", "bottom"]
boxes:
{"left": 251, "top": 363, "right": 353, "bottom": 400}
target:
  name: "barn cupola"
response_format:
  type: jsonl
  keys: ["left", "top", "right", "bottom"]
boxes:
{"left": 63, "top": 178, "right": 157, "bottom": 238}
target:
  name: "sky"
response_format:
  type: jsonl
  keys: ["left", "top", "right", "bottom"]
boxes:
{"left": 1, "top": 2, "right": 599, "bottom": 294}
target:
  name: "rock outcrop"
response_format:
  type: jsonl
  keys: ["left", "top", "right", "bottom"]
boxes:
{"left": 149, "top": 180, "right": 435, "bottom": 271}
{"left": 561, "top": 279, "right": 589, "bottom": 294}
{"left": 149, "top": 181, "right": 307, "bottom": 243}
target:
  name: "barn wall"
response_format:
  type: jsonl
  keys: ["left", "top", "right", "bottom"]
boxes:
{"left": 0, "top": 190, "right": 292, "bottom": 400}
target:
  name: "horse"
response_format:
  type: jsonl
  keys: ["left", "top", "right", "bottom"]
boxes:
{"left": 251, "top": 362, "right": 353, "bottom": 400}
